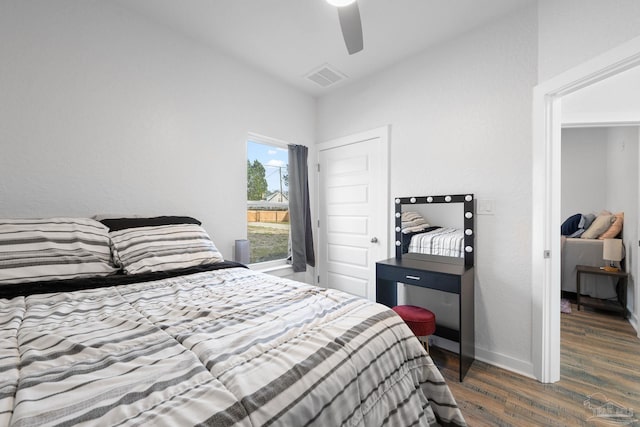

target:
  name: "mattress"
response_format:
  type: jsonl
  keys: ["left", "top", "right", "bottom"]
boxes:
{"left": 0, "top": 266, "right": 466, "bottom": 426}
{"left": 408, "top": 227, "right": 464, "bottom": 258}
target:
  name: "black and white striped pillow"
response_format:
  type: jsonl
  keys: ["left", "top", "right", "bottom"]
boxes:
{"left": 109, "top": 223, "right": 224, "bottom": 274}
{"left": 0, "top": 218, "right": 118, "bottom": 285}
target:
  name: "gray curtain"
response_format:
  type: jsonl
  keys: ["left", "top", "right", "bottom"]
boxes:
{"left": 288, "top": 144, "right": 315, "bottom": 272}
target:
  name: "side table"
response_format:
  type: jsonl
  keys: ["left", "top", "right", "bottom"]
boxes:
{"left": 576, "top": 265, "right": 628, "bottom": 319}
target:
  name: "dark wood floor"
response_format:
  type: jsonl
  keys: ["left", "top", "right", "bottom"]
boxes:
{"left": 430, "top": 304, "right": 640, "bottom": 426}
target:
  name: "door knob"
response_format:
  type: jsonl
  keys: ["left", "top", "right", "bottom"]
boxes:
{"left": 370, "top": 237, "right": 378, "bottom": 243}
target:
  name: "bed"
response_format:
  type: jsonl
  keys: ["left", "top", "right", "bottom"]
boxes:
{"left": 405, "top": 228, "right": 464, "bottom": 258}
{"left": 0, "top": 217, "right": 466, "bottom": 427}
{"left": 400, "top": 212, "right": 464, "bottom": 258}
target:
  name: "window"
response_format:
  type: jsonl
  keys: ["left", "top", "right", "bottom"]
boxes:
{"left": 247, "top": 137, "right": 289, "bottom": 264}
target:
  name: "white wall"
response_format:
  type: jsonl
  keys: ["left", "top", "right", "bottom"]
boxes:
{"left": 401, "top": 203, "right": 463, "bottom": 231}
{"left": 537, "top": 0, "right": 640, "bottom": 82}
{"left": 560, "top": 128, "right": 608, "bottom": 220}
{"left": 0, "top": 1, "right": 315, "bottom": 260}
{"left": 605, "top": 126, "right": 639, "bottom": 315}
{"left": 561, "top": 66, "right": 640, "bottom": 125}
{"left": 317, "top": 5, "right": 537, "bottom": 375}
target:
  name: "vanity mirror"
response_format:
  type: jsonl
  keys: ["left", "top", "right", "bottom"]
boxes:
{"left": 393, "top": 194, "right": 475, "bottom": 267}
{"left": 377, "top": 193, "right": 476, "bottom": 380}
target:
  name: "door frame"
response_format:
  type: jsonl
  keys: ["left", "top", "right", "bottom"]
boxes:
{"left": 532, "top": 35, "right": 640, "bottom": 383}
{"left": 316, "top": 125, "right": 390, "bottom": 299}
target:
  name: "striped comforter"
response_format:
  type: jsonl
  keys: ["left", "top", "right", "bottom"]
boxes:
{"left": 408, "top": 228, "right": 464, "bottom": 258}
{"left": 0, "top": 267, "right": 465, "bottom": 426}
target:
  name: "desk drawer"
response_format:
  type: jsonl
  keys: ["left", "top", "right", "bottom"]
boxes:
{"left": 377, "top": 264, "right": 460, "bottom": 293}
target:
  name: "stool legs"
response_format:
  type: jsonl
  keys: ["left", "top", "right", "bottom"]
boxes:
{"left": 419, "top": 336, "right": 430, "bottom": 353}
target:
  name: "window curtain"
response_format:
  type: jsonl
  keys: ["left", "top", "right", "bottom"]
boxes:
{"left": 288, "top": 144, "right": 315, "bottom": 272}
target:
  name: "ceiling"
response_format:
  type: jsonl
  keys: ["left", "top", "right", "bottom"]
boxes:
{"left": 115, "top": 0, "right": 535, "bottom": 97}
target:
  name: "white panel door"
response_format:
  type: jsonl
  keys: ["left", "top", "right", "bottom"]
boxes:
{"left": 318, "top": 127, "right": 389, "bottom": 300}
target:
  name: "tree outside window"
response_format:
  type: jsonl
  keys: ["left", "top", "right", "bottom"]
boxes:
{"left": 246, "top": 139, "right": 289, "bottom": 264}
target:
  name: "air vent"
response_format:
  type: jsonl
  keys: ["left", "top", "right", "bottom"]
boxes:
{"left": 305, "top": 63, "right": 348, "bottom": 88}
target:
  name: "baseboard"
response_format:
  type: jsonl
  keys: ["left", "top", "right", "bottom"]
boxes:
{"left": 629, "top": 311, "right": 639, "bottom": 336}
{"left": 469, "top": 312, "right": 640, "bottom": 379}
{"left": 474, "top": 347, "right": 536, "bottom": 380}
{"left": 429, "top": 336, "right": 459, "bottom": 353}
{"left": 430, "top": 336, "right": 536, "bottom": 380}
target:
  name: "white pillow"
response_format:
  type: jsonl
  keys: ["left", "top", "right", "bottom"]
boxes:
{"left": 581, "top": 214, "right": 614, "bottom": 239}
{"left": 401, "top": 211, "right": 429, "bottom": 234}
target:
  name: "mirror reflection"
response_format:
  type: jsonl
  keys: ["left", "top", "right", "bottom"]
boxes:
{"left": 394, "top": 194, "right": 475, "bottom": 266}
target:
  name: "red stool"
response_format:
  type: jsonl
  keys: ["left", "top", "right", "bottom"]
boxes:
{"left": 392, "top": 305, "right": 436, "bottom": 352}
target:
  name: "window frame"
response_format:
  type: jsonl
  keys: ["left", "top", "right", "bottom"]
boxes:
{"left": 246, "top": 133, "right": 291, "bottom": 269}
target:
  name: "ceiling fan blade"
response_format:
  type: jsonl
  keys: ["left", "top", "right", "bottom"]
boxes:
{"left": 337, "top": 2, "right": 363, "bottom": 55}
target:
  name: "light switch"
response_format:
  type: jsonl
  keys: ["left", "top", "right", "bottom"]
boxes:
{"left": 477, "top": 199, "right": 495, "bottom": 215}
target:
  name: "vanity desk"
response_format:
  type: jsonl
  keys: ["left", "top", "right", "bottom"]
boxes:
{"left": 377, "top": 194, "right": 476, "bottom": 381}
{"left": 376, "top": 255, "right": 475, "bottom": 381}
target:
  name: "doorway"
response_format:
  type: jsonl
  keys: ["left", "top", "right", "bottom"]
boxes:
{"left": 532, "top": 36, "right": 640, "bottom": 383}
{"left": 559, "top": 124, "right": 639, "bottom": 317}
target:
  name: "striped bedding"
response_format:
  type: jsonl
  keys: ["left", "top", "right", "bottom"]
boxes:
{"left": 0, "top": 218, "right": 117, "bottom": 284}
{"left": 108, "top": 223, "right": 224, "bottom": 274}
{"left": 0, "top": 266, "right": 465, "bottom": 427}
{"left": 408, "top": 228, "right": 464, "bottom": 258}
